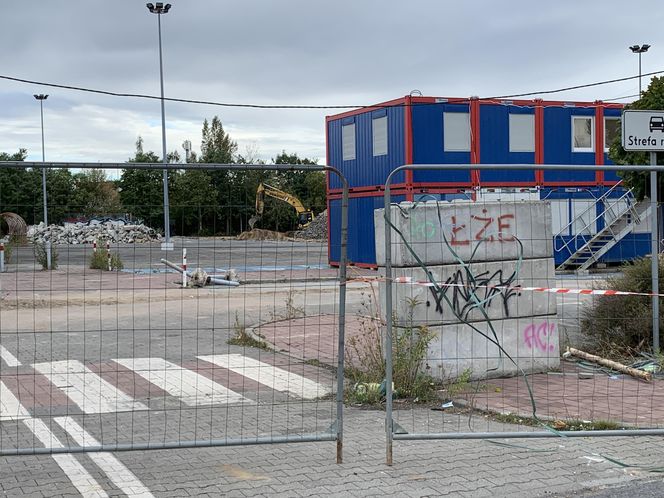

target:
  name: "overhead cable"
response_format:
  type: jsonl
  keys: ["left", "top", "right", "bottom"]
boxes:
{"left": 1, "top": 70, "right": 662, "bottom": 110}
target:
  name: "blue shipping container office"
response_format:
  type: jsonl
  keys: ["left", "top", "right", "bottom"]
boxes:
{"left": 326, "top": 96, "right": 638, "bottom": 267}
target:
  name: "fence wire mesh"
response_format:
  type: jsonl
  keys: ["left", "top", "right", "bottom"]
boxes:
{"left": 0, "top": 162, "right": 348, "bottom": 460}
{"left": 382, "top": 164, "right": 664, "bottom": 463}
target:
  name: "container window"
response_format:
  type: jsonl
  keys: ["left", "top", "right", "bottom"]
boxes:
{"left": 342, "top": 123, "right": 356, "bottom": 161}
{"left": 508, "top": 114, "right": 535, "bottom": 152}
{"left": 372, "top": 116, "right": 388, "bottom": 156}
{"left": 572, "top": 116, "right": 594, "bottom": 152}
{"left": 443, "top": 112, "right": 471, "bottom": 152}
{"left": 604, "top": 117, "right": 621, "bottom": 151}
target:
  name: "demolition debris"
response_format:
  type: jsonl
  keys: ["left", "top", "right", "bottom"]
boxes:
{"left": 294, "top": 209, "right": 327, "bottom": 240}
{"left": 28, "top": 221, "right": 162, "bottom": 244}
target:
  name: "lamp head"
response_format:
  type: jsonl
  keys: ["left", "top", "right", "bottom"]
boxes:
{"left": 147, "top": 2, "right": 170, "bottom": 14}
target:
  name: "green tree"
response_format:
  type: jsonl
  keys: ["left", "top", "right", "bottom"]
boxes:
{"left": 71, "top": 169, "right": 122, "bottom": 217}
{"left": 119, "top": 137, "right": 169, "bottom": 229}
{"left": 171, "top": 169, "right": 217, "bottom": 235}
{"left": 0, "top": 149, "right": 34, "bottom": 223}
{"left": 199, "top": 116, "right": 239, "bottom": 234}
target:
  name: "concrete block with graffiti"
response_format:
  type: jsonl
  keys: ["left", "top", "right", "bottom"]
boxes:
{"left": 375, "top": 200, "right": 558, "bottom": 380}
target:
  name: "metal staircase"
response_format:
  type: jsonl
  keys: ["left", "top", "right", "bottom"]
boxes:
{"left": 555, "top": 184, "right": 650, "bottom": 271}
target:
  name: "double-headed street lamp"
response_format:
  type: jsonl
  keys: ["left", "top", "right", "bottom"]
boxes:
{"left": 146, "top": 2, "right": 173, "bottom": 250}
{"left": 630, "top": 44, "right": 651, "bottom": 96}
{"left": 34, "top": 93, "right": 51, "bottom": 270}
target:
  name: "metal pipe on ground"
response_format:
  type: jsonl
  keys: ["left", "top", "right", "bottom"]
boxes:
{"left": 160, "top": 258, "right": 240, "bottom": 287}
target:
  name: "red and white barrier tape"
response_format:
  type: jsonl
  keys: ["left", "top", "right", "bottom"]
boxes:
{"left": 350, "top": 275, "right": 664, "bottom": 298}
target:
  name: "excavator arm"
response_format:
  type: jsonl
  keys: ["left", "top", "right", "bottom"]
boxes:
{"left": 248, "top": 183, "right": 314, "bottom": 229}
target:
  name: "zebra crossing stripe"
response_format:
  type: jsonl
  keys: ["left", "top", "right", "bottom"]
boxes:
{"left": 198, "top": 354, "right": 330, "bottom": 400}
{"left": 0, "top": 381, "right": 30, "bottom": 420}
{"left": 113, "top": 358, "right": 251, "bottom": 406}
{"left": 33, "top": 360, "right": 148, "bottom": 414}
{"left": 0, "top": 345, "right": 20, "bottom": 366}
{"left": 24, "top": 418, "right": 109, "bottom": 498}
{"left": 55, "top": 417, "right": 154, "bottom": 498}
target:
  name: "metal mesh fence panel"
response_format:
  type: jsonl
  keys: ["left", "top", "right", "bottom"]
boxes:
{"left": 0, "top": 162, "right": 348, "bottom": 461}
{"left": 382, "top": 164, "right": 664, "bottom": 464}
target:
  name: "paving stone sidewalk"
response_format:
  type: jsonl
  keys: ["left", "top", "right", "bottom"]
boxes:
{"left": 0, "top": 408, "right": 659, "bottom": 497}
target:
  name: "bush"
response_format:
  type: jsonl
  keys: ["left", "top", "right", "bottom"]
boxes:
{"left": 345, "top": 294, "right": 436, "bottom": 404}
{"left": 89, "top": 241, "right": 123, "bottom": 271}
{"left": 34, "top": 242, "right": 58, "bottom": 270}
{"left": 581, "top": 256, "right": 664, "bottom": 354}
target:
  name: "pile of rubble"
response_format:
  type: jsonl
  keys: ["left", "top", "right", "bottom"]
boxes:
{"left": 28, "top": 221, "right": 162, "bottom": 244}
{"left": 295, "top": 209, "right": 327, "bottom": 240}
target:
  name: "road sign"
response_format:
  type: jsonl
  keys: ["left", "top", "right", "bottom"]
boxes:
{"left": 622, "top": 109, "right": 664, "bottom": 151}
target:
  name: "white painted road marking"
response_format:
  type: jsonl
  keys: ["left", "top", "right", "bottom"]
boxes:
{"left": 198, "top": 354, "right": 330, "bottom": 400}
{"left": 0, "top": 381, "right": 30, "bottom": 421}
{"left": 113, "top": 358, "right": 250, "bottom": 406}
{"left": 0, "top": 345, "right": 20, "bottom": 366}
{"left": 55, "top": 417, "right": 154, "bottom": 498}
{"left": 33, "top": 360, "right": 148, "bottom": 414}
{"left": 24, "top": 418, "right": 109, "bottom": 498}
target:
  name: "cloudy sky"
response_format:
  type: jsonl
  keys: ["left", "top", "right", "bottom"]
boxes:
{"left": 1, "top": 0, "right": 663, "bottom": 169}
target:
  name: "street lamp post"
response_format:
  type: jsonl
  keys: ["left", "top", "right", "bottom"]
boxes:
{"left": 147, "top": 2, "right": 173, "bottom": 250}
{"left": 630, "top": 44, "right": 660, "bottom": 349}
{"left": 630, "top": 44, "right": 651, "bottom": 96}
{"left": 34, "top": 93, "right": 51, "bottom": 270}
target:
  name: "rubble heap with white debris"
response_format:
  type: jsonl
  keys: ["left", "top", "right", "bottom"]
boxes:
{"left": 28, "top": 221, "right": 162, "bottom": 244}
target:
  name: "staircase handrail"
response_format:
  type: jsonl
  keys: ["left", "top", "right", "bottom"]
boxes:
{"left": 553, "top": 182, "right": 637, "bottom": 254}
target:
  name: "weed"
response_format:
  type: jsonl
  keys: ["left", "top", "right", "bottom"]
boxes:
{"left": 89, "top": 241, "right": 123, "bottom": 270}
{"left": 2, "top": 240, "right": 14, "bottom": 264}
{"left": 345, "top": 293, "right": 437, "bottom": 405}
{"left": 33, "top": 242, "right": 58, "bottom": 270}
{"left": 227, "top": 314, "right": 270, "bottom": 350}
{"left": 285, "top": 290, "right": 305, "bottom": 319}
{"left": 446, "top": 368, "right": 473, "bottom": 398}
{"left": 491, "top": 412, "right": 624, "bottom": 431}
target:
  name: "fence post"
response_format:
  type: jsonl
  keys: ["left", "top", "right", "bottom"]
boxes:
{"left": 384, "top": 180, "right": 394, "bottom": 466}
{"left": 106, "top": 241, "right": 111, "bottom": 272}
{"left": 651, "top": 152, "right": 660, "bottom": 352}
{"left": 182, "top": 248, "right": 188, "bottom": 288}
{"left": 93, "top": 240, "right": 97, "bottom": 254}
{"left": 0, "top": 243, "right": 5, "bottom": 273}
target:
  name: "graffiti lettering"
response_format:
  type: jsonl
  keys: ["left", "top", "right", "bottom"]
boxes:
{"left": 496, "top": 214, "right": 515, "bottom": 241}
{"left": 450, "top": 215, "right": 470, "bottom": 246}
{"left": 523, "top": 322, "right": 556, "bottom": 352}
{"left": 412, "top": 220, "right": 437, "bottom": 240}
{"left": 446, "top": 210, "right": 516, "bottom": 245}
{"left": 428, "top": 268, "right": 520, "bottom": 320}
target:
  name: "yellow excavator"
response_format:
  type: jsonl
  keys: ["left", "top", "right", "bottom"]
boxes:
{"left": 248, "top": 183, "right": 314, "bottom": 230}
